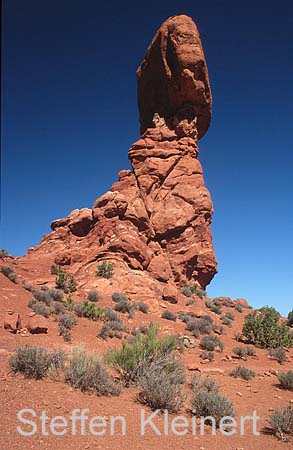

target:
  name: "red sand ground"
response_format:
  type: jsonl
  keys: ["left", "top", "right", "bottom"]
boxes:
{"left": 0, "top": 269, "right": 292, "bottom": 450}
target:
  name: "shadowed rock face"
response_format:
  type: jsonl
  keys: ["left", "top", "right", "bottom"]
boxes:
{"left": 21, "top": 15, "right": 217, "bottom": 299}
{"left": 137, "top": 15, "right": 212, "bottom": 140}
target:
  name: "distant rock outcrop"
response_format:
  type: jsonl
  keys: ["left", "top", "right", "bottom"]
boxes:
{"left": 20, "top": 15, "right": 217, "bottom": 298}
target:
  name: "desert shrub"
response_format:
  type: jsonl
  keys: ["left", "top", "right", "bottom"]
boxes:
{"left": 48, "top": 289, "right": 64, "bottom": 302}
{"left": 103, "top": 307, "right": 120, "bottom": 322}
{"left": 99, "top": 320, "right": 126, "bottom": 339}
{"left": 200, "top": 351, "right": 215, "bottom": 362}
{"left": 269, "top": 404, "right": 293, "bottom": 436}
{"left": 230, "top": 365, "right": 255, "bottom": 380}
{"left": 191, "top": 390, "right": 235, "bottom": 427}
{"left": 49, "top": 349, "right": 67, "bottom": 371}
{"left": 107, "top": 324, "right": 177, "bottom": 385}
{"left": 51, "top": 301, "right": 65, "bottom": 315}
{"left": 234, "top": 332, "right": 244, "bottom": 342}
{"left": 65, "top": 294, "right": 75, "bottom": 311}
{"left": 50, "top": 264, "right": 60, "bottom": 275}
{"left": 181, "top": 285, "right": 193, "bottom": 297}
{"left": 288, "top": 310, "right": 293, "bottom": 327}
{"left": 161, "top": 310, "right": 177, "bottom": 322}
{"left": 221, "top": 316, "right": 232, "bottom": 327}
{"left": 29, "top": 301, "right": 51, "bottom": 318}
{"left": 96, "top": 261, "right": 114, "bottom": 279}
{"left": 9, "top": 346, "right": 51, "bottom": 379}
{"left": 210, "top": 303, "right": 222, "bottom": 315}
{"left": 136, "top": 302, "right": 149, "bottom": 314}
{"left": 225, "top": 311, "right": 235, "bottom": 321}
{"left": 137, "top": 354, "right": 185, "bottom": 412}
{"left": 112, "top": 292, "right": 128, "bottom": 303}
{"left": 114, "top": 299, "right": 135, "bottom": 318}
{"left": 246, "top": 346, "right": 256, "bottom": 356}
{"left": 200, "top": 335, "right": 224, "bottom": 352}
{"left": 205, "top": 299, "right": 213, "bottom": 308}
{"left": 213, "top": 324, "right": 225, "bottom": 335}
{"left": 0, "top": 249, "right": 9, "bottom": 258}
{"left": 235, "top": 303, "right": 243, "bottom": 313}
{"left": 185, "top": 298, "right": 195, "bottom": 306}
{"left": 269, "top": 347, "right": 287, "bottom": 364}
{"left": 232, "top": 346, "right": 256, "bottom": 360}
{"left": 0, "top": 266, "right": 17, "bottom": 283}
{"left": 191, "top": 374, "right": 220, "bottom": 393}
{"left": 65, "top": 347, "right": 119, "bottom": 396}
{"left": 73, "top": 303, "right": 83, "bottom": 317}
{"left": 79, "top": 301, "right": 105, "bottom": 321}
{"left": 178, "top": 311, "right": 192, "bottom": 323}
{"left": 243, "top": 306, "right": 293, "bottom": 348}
{"left": 131, "top": 325, "right": 149, "bottom": 336}
{"left": 196, "top": 288, "right": 207, "bottom": 299}
{"left": 205, "top": 299, "right": 222, "bottom": 315}
{"left": 87, "top": 290, "right": 100, "bottom": 302}
{"left": 278, "top": 371, "right": 293, "bottom": 391}
{"left": 59, "top": 326, "right": 71, "bottom": 342}
{"left": 58, "top": 313, "right": 77, "bottom": 329}
{"left": 32, "top": 289, "right": 46, "bottom": 302}
{"left": 55, "top": 270, "right": 77, "bottom": 293}
{"left": 23, "top": 282, "right": 34, "bottom": 292}
{"left": 186, "top": 317, "right": 213, "bottom": 338}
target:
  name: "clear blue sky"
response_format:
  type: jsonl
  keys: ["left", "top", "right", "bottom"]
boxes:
{"left": 1, "top": 0, "right": 293, "bottom": 315}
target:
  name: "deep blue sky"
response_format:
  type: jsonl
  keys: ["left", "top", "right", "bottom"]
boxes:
{"left": 2, "top": 0, "right": 293, "bottom": 315}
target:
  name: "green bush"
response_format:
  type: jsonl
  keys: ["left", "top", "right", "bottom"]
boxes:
{"left": 269, "top": 404, "right": 293, "bottom": 436}
{"left": 107, "top": 324, "right": 177, "bottom": 385}
{"left": 230, "top": 365, "right": 255, "bottom": 380}
{"left": 56, "top": 270, "right": 77, "bottom": 293}
{"left": 0, "top": 266, "right": 17, "bottom": 283}
{"left": 243, "top": 306, "right": 293, "bottom": 348}
{"left": 137, "top": 354, "right": 185, "bottom": 412}
{"left": 9, "top": 346, "right": 65, "bottom": 380}
{"left": 76, "top": 301, "right": 105, "bottom": 321}
{"left": 191, "top": 390, "right": 235, "bottom": 427}
{"left": 200, "top": 335, "right": 224, "bottom": 352}
{"left": 278, "top": 371, "right": 293, "bottom": 391}
{"left": 87, "top": 290, "right": 100, "bottom": 302}
{"left": 161, "top": 310, "right": 177, "bottom": 322}
{"left": 96, "top": 261, "right": 114, "bottom": 279}
{"left": 269, "top": 347, "right": 286, "bottom": 364}
{"left": 65, "top": 347, "right": 119, "bottom": 396}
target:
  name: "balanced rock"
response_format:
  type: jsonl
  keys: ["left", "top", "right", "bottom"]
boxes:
{"left": 20, "top": 15, "right": 217, "bottom": 298}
